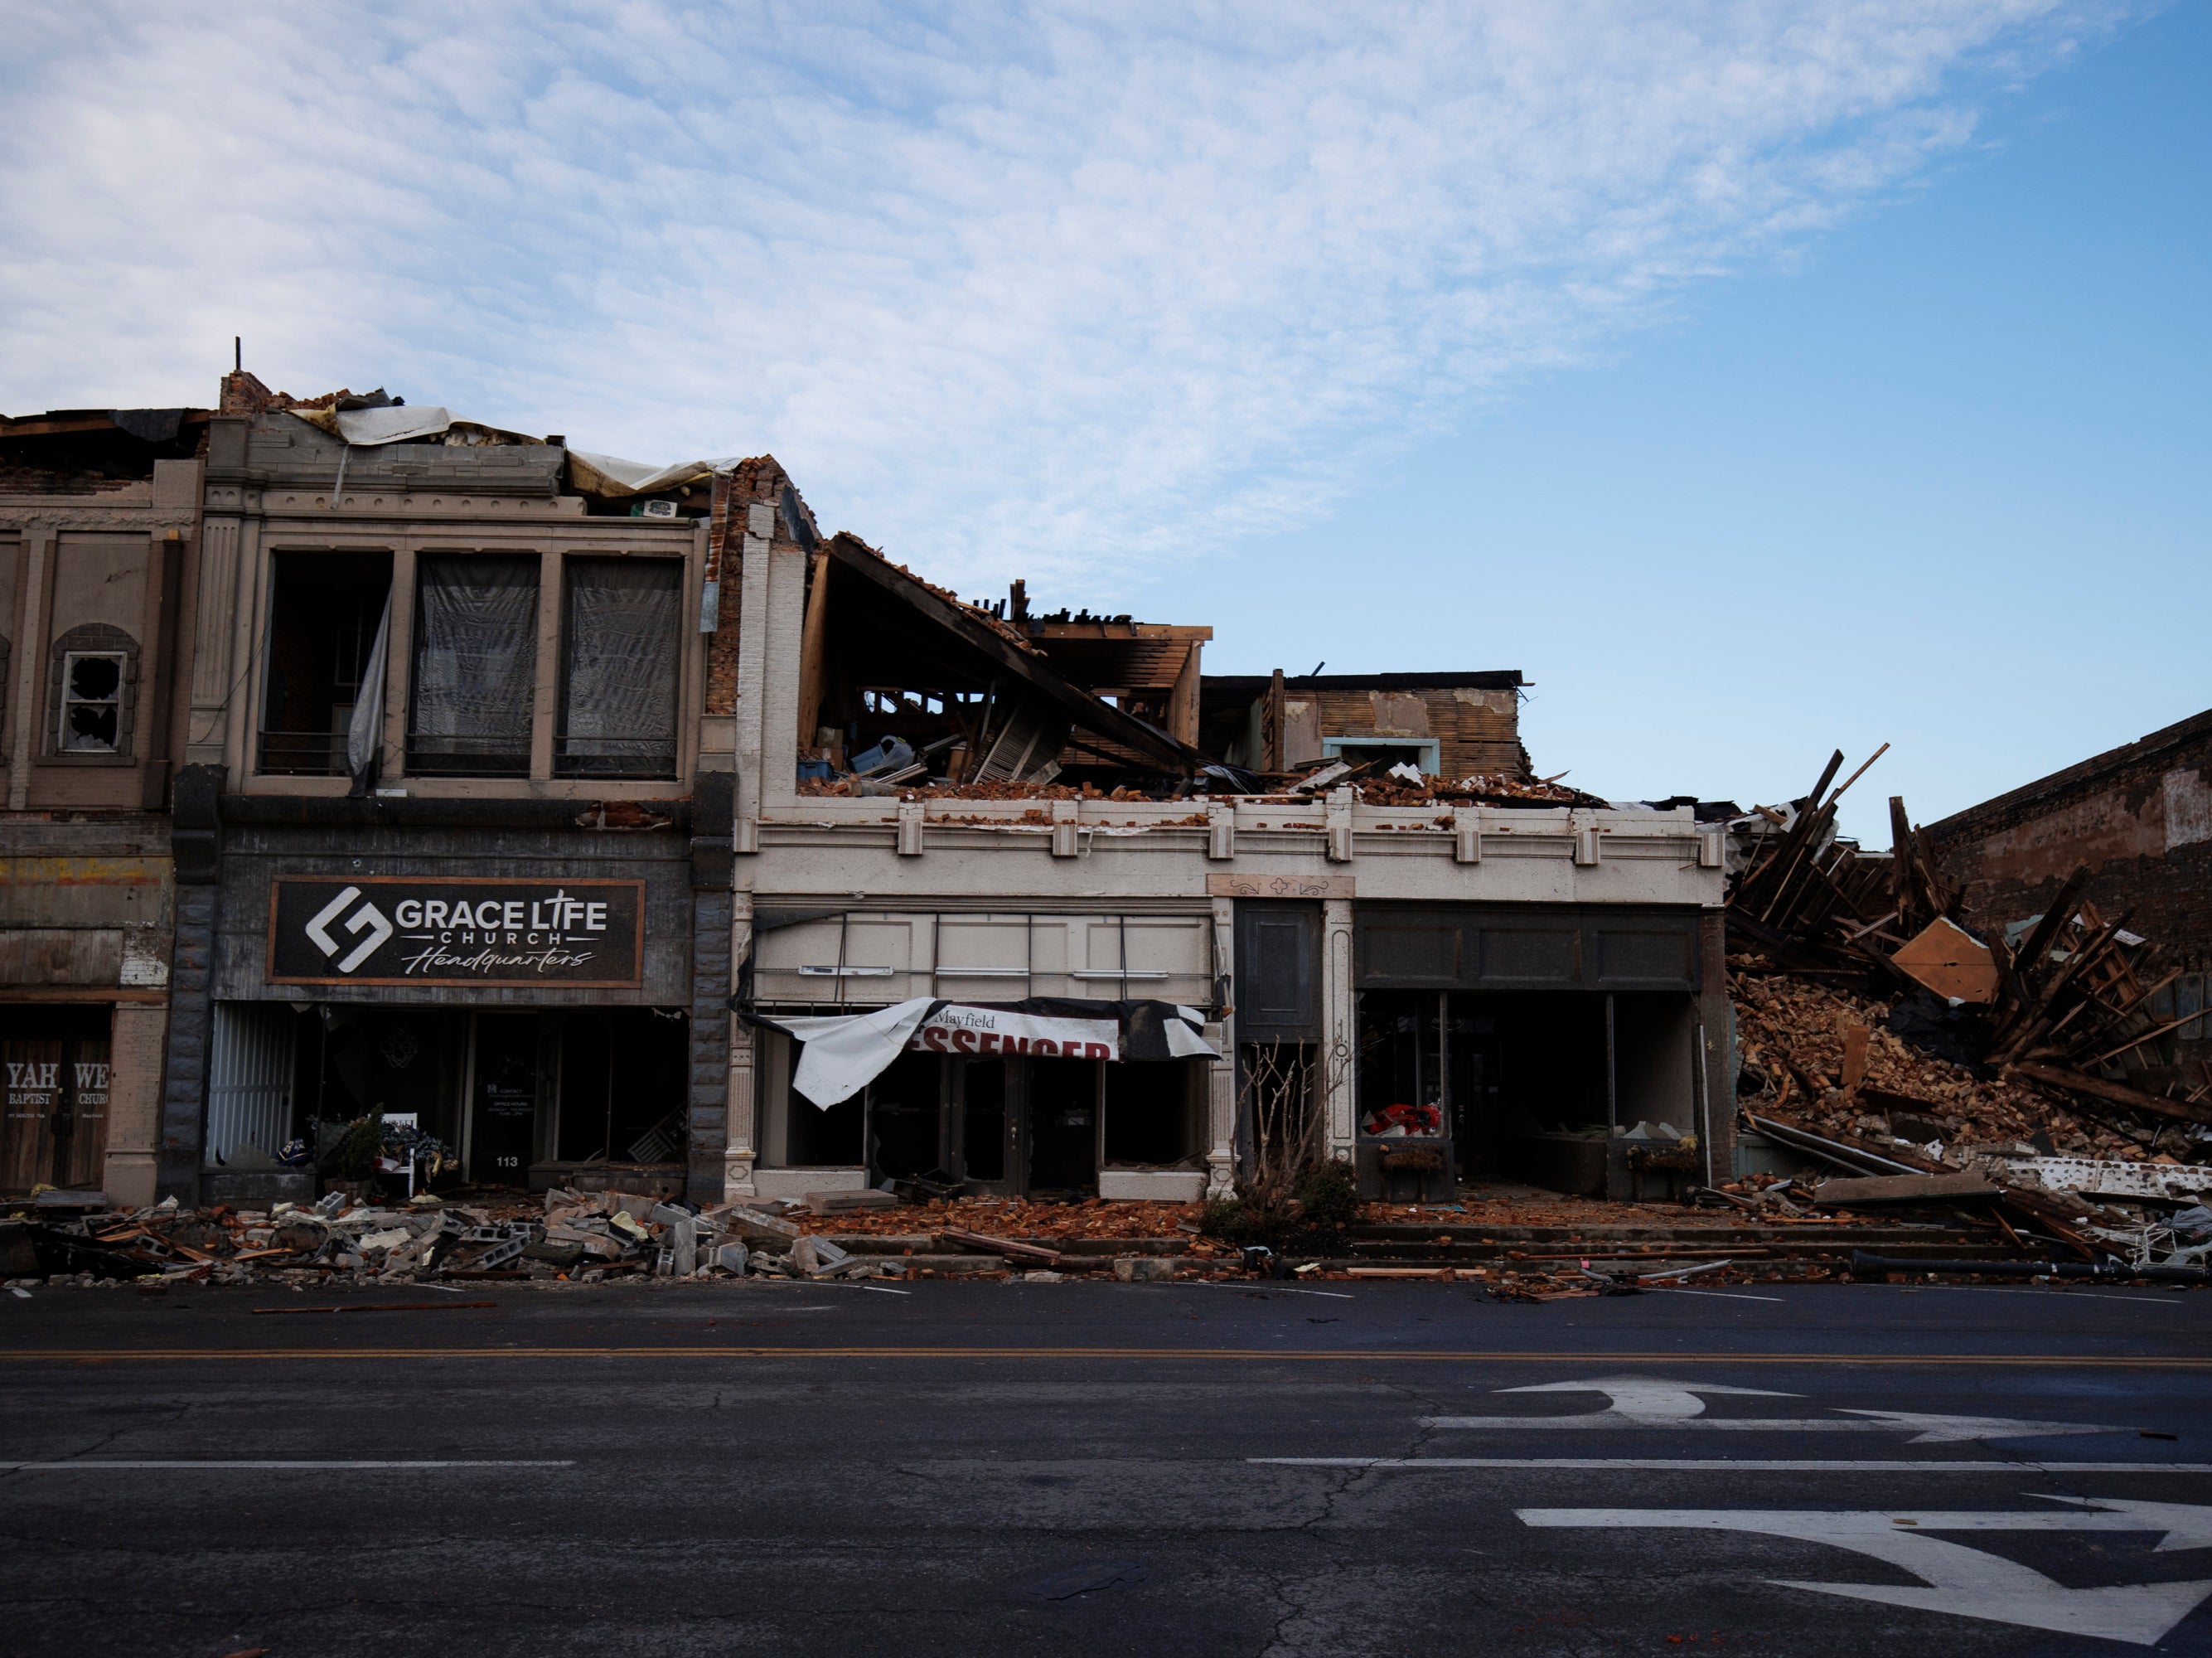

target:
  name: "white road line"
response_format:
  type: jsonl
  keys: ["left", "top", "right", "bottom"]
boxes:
{"left": 1907, "top": 1286, "right": 2182, "bottom": 1307}
{"left": 1651, "top": 1288, "right": 1785, "bottom": 1303}
{"left": 0, "top": 1460, "right": 574, "bottom": 1471}
{"left": 1251, "top": 1457, "right": 2212, "bottom": 1472}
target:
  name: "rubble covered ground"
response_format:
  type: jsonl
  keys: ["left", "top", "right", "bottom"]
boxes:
{"left": 1732, "top": 963, "right": 2158, "bottom": 1161}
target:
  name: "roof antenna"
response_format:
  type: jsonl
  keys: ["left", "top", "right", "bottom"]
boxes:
{"left": 1308, "top": 661, "right": 1325, "bottom": 677}
{"left": 234, "top": 336, "right": 242, "bottom": 372}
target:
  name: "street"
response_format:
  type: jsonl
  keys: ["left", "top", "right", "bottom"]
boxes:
{"left": 2, "top": 1278, "right": 2209, "bottom": 1656}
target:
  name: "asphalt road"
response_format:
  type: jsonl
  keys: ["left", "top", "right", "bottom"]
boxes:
{"left": 2, "top": 1277, "right": 2209, "bottom": 1657}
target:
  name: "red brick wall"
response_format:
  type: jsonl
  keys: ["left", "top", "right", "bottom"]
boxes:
{"left": 1929, "top": 710, "right": 2212, "bottom": 972}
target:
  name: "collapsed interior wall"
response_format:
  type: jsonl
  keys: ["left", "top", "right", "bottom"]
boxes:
{"left": 788, "top": 536, "right": 1196, "bottom": 794}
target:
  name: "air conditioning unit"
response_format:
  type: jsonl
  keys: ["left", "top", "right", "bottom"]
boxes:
{"left": 632, "top": 498, "right": 680, "bottom": 519}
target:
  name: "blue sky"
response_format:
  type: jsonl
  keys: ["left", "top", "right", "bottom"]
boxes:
{"left": 2, "top": 2, "right": 2202, "bottom": 839}
{"left": 1115, "top": 1, "right": 2210, "bottom": 838}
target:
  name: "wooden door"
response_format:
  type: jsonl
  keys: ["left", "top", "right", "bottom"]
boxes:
{"left": 1, "top": 1030, "right": 111, "bottom": 1192}
{"left": 2, "top": 1038, "right": 65, "bottom": 1191}
{"left": 61, "top": 1036, "right": 110, "bottom": 1188}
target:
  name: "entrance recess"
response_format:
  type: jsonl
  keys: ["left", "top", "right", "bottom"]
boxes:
{"left": 467, "top": 1014, "right": 540, "bottom": 1185}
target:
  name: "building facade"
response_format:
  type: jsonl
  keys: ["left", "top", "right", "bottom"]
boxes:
{"left": 1, "top": 407, "right": 207, "bottom": 1204}
{"left": 726, "top": 526, "right": 1734, "bottom": 1205}
{"left": 157, "top": 381, "right": 738, "bottom": 1204}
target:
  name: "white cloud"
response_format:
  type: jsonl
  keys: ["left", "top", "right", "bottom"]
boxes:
{"left": 0, "top": 0, "right": 2122, "bottom": 587}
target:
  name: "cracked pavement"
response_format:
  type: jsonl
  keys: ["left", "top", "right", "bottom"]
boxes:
{"left": 0, "top": 1276, "right": 2206, "bottom": 1656}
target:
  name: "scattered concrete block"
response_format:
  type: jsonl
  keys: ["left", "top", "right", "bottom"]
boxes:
{"left": 1112, "top": 1255, "right": 1177, "bottom": 1282}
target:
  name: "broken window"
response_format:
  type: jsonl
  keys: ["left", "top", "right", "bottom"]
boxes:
{"left": 1323, "top": 735, "right": 1440, "bottom": 773}
{"left": 46, "top": 623, "right": 137, "bottom": 757}
{"left": 408, "top": 554, "right": 538, "bottom": 777}
{"left": 259, "top": 551, "right": 392, "bottom": 775}
{"left": 558, "top": 557, "right": 680, "bottom": 778}
{"left": 59, "top": 652, "right": 123, "bottom": 750}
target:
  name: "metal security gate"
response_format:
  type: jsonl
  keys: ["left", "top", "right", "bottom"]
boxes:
{"left": 205, "top": 1001, "right": 298, "bottom": 1166}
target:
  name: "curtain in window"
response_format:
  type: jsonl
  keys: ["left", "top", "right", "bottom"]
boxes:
{"left": 410, "top": 555, "right": 538, "bottom": 772}
{"left": 561, "top": 559, "right": 680, "bottom": 776}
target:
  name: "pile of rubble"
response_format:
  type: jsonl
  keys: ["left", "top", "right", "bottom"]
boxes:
{"left": 1354, "top": 770, "right": 1609, "bottom": 808}
{"left": 1730, "top": 967, "right": 2157, "bottom": 1161}
{"left": 0, "top": 1186, "right": 928, "bottom": 1289}
{"left": 1713, "top": 745, "right": 2212, "bottom": 1276}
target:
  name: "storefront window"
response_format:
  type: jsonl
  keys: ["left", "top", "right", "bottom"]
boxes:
{"left": 556, "top": 1011, "right": 687, "bottom": 1164}
{"left": 1103, "top": 1058, "right": 1204, "bottom": 1166}
{"left": 785, "top": 1041, "right": 865, "bottom": 1166}
{"left": 867, "top": 1051, "right": 941, "bottom": 1180}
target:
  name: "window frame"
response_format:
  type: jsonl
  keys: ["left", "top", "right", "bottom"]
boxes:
{"left": 241, "top": 532, "right": 703, "bottom": 795}
{"left": 554, "top": 554, "right": 685, "bottom": 781}
{"left": 404, "top": 550, "right": 544, "bottom": 780}
{"left": 45, "top": 623, "right": 139, "bottom": 764}
{"left": 1321, "top": 734, "right": 1440, "bottom": 774}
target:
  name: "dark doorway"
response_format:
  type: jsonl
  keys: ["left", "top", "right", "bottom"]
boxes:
{"left": 954, "top": 1057, "right": 1011, "bottom": 1190}
{"left": 868, "top": 1051, "right": 942, "bottom": 1182}
{"left": 469, "top": 1014, "right": 539, "bottom": 1185}
{"left": 1026, "top": 1059, "right": 1100, "bottom": 1196}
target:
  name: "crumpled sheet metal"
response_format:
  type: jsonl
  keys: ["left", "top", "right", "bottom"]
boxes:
{"left": 287, "top": 405, "right": 545, "bottom": 448}
{"left": 564, "top": 448, "right": 746, "bottom": 500}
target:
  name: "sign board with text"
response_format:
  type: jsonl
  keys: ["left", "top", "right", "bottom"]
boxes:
{"left": 266, "top": 877, "right": 646, "bottom": 987}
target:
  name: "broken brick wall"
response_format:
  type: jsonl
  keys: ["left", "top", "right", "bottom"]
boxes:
{"left": 1929, "top": 709, "right": 2212, "bottom": 974}
{"left": 704, "top": 454, "right": 804, "bottom": 719}
{"left": 1286, "top": 685, "right": 1525, "bottom": 778}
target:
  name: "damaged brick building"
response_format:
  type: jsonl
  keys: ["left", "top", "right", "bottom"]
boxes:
{"left": 5, "top": 368, "right": 1736, "bottom": 1214}
{"left": 1929, "top": 707, "right": 2212, "bottom": 1082}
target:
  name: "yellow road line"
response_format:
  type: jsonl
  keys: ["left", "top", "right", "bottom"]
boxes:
{"left": 3, "top": 1348, "right": 2208, "bottom": 1365}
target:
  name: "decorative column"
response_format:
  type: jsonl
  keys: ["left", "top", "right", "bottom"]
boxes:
{"left": 1206, "top": 894, "right": 1237, "bottom": 1196}
{"left": 1321, "top": 896, "right": 1357, "bottom": 1160}
{"left": 724, "top": 891, "right": 758, "bottom": 1198}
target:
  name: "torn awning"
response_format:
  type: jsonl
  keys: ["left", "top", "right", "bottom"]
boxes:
{"left": 749, "top": 997, "right": 1219, "bottom": 1108}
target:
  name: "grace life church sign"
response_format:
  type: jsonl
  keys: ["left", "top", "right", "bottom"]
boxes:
{"left": 266, "top": 878, "right": 646, "bottom": 987}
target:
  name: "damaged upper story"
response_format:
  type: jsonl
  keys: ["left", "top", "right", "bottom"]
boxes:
{"left": 190, "top": 374, "right": 772, "bottom": 799}
{"left": 729, "top": 521, "right": 1726, "bottom": 910}
{"left": 0, "top": 405, "right": 208, "bottom": 816}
